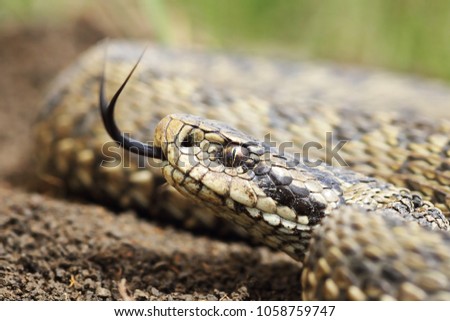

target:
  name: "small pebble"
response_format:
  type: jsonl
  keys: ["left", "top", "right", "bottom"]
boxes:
{"left": 95, "top": 287, "right": 111, "bottom": 298}
{"left": 133, "top": 289, "right": 149, "bottom": 300}
{"left": 150, "top": 287, "right": 161, "bottom": 296}
{"left": 206, "top": 294, "right": 218, "bottom": 301}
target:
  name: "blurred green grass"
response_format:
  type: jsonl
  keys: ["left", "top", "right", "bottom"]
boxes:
{"left": 0, "top": 0, "right": 449, "bottom": 81}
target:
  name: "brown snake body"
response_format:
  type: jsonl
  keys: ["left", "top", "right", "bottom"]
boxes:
{"left": 35, "top": 40, "right": 450, "bottom": 300}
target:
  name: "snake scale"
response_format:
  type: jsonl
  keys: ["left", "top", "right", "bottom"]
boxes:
{"left": 35, "top": 40, "right": 450, "bottom": 300}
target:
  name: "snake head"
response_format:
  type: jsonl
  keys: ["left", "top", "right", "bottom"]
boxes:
{"left": 153, "top": 113, "right": 333, "bottom": 260}
{"left": 154, "top": 113, "right": 264, "bottom": 205}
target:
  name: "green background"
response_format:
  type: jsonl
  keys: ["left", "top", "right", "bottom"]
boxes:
{"left": 1, "top": 0, "right": 448, "bottom": 81}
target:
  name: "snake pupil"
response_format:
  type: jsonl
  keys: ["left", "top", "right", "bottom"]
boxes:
{"left": 223, "top": 144, "right": 251, "bottom": 168}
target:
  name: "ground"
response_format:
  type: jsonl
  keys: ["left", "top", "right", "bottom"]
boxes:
{"left": 0, "top": 21, "right": 300, "bottom": 300}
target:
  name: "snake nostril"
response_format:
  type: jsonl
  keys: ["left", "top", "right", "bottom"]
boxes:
{"left": 181, "top": 134, "right": 195, "bottom": 147}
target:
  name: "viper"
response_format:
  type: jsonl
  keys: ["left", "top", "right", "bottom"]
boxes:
{"left": 35, "top": 40, "right": 450, "bottom": 300}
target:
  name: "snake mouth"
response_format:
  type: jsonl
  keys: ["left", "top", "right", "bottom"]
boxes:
{"left": 99, "top": 49, "right": 167, "bottom": 161}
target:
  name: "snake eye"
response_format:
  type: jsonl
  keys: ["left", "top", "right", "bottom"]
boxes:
{"left": 223, "top": 144, "right": 251, "bottom": 168}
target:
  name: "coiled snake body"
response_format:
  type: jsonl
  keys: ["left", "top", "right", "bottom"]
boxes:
{"left": 35, "top": 40, "right": 450, "bottom": 300}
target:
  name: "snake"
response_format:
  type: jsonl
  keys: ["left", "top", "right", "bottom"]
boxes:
{"left": 34, "top": 40, "right": 450, "bottom": 300}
